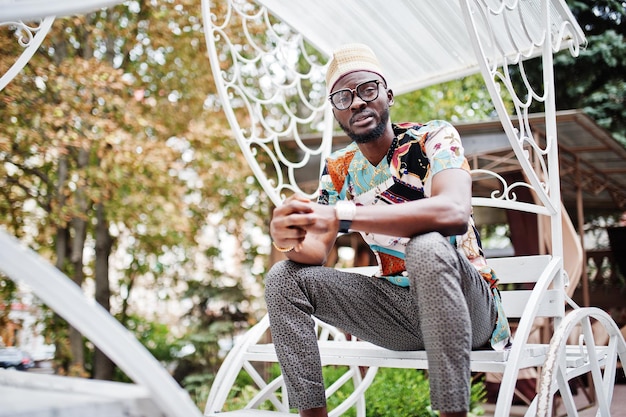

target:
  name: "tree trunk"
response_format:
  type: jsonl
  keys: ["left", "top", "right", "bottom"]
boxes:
{"left": 68, "top": 147, "right": 90, "bottom": 375}
{"left": 54, "top": 156, "right": 72, "bottom": 374}
{"left": 93, "top": 201, "right": 115, "bottom": 380}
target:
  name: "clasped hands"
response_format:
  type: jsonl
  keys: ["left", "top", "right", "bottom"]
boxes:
{"left": 270, "top": 194, "right": 338, "bottom": 253}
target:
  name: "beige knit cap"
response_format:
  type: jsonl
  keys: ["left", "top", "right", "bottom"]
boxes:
{"left": 326, "top": 43, "right": 386, "bottom": 93}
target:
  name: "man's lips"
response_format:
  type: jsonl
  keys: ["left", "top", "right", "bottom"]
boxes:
{"left": 351, "top": 112, "right": 374, "bottom": 126}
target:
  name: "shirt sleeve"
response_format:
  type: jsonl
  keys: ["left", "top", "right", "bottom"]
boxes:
{"left": 422, "top": 120, "right": 469, "bottom": 176}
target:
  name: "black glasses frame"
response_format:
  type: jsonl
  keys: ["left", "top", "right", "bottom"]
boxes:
{"left": 328, "top": 79, "right": 383, "bottom": 110}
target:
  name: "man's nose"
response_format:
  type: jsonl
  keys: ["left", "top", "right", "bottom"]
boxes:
{"left": 350, "top": 93, "right": 367, "bottom": 109}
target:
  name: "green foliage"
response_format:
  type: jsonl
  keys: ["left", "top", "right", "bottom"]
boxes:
{"left": 364, "top": 369, "right": 486, "bottom": 417}
{"left": 393, "top": 74, "right": 500, "bottom": 124}
{"left": 122, "top": 313, "right": 181, "bottom": 362}
{"left": 527, "top": 0, "right": 626, "bottom": 145}
{"left": 220, "top": 363, "right": 282, "bottom": 411}
{"left": 175, "top": 289, "right": 252, "bottom": 408}
{"left": 182, "top": 372, "right": 215, "bottom": 411}
{"left": 220, "top": 364, "right": 360, "bottom": 413}
{"left": 393, "top": 0, "right": 626, "bottom": 146}
{"left": 218, "top": 364, "right": 487, "bottom": 417}
{"left": 364, "top": 369, "right": 433, "bottom": 417}
{"left": 2, "top": 0, "right": 623, "bottom": 405}
{"left": 72, "top": 313, "right": 182, "bottom": 382}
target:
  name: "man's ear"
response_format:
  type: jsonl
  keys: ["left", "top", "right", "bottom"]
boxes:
{"left": 387, "top": 88, "right": 394, "bottom": 106}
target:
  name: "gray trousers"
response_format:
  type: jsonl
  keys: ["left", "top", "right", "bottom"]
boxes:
{"left": 264, "top": 232, "right": 497, "bottom": 413}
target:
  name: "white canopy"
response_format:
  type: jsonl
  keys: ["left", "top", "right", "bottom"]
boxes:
{"left": 2, "top": 0, "right": 585, "bottom": 95}
{"left": 0, "top": 0, "right": 123, "bottom": 21}
{"left": 258, "top": 0, "right": 585, "bottom": 94}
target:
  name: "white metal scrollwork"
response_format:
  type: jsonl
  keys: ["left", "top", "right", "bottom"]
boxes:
{"left": 0, "top": 16, "right": 54, "bottom": 92}
{"left": 202, "top": 0, "right": 333, "bottom": 206}
{"left": 461, "top": 0, "right": 585, "bottom": 259}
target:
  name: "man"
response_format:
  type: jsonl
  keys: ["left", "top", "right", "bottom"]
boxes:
{"left": 266, "top": 43, "right": 509, "bottom": 417}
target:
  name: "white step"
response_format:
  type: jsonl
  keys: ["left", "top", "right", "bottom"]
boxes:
{"left": 205, "top": 411, "right": 295, "bottom": 416}
{"left": 0, "top": 370, "right": 161, "bottom": 417}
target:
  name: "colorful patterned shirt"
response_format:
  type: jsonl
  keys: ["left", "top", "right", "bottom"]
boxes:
{"left": 318, "top": 120, "right": 510, "bottom": 348}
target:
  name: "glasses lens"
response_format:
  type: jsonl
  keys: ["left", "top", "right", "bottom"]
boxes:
{"left": 330, "top": 90, "right": 353, "bottom": 110}
{"left": 329, "top": 81, "right": 381, "bottom": 110}
{"left": 356, "top": 81, "right": 380, "bottom": 102}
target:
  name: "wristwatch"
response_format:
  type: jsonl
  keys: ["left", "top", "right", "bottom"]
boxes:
{"left": 335, "top": 200, "right": 356, "bottom": 233}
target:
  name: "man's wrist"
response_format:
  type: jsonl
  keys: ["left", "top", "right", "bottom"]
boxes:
{"left": 335, "top": 200, "right": 356, "bottom": 233}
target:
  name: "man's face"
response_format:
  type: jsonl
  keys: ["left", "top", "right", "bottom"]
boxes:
{"left": 330, "top": 71, "right": 393, "bottom": 144}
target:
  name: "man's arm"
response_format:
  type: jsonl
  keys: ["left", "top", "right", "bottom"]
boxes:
{"left": 269, "top": 168, "right": 472, "bottom": 264}
{"left": 350, "top": 168, "right": 472, "bottom": 237}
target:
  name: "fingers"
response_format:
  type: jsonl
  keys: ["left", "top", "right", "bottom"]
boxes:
{"left": 287, "top": 193, "right": 312, "bottom": 203}
{"left": 270, "top": 222, "right": 306, "bottom": 251}
{"left": 271, "top": 196, "right": 314, "bottom": 247}
{"left": 270, "top": 195, "right": 338, "bottom": 250}
{"left": 274, "top": 195, "right": 314, "bottom": 218}
{"left": 271, "top": 211, "right": 313, "bottom": 238}
{"left": 281, "top": 194, "right": 314, "bottom": 211}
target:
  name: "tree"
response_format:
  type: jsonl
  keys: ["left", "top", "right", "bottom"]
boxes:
{"left": 558, "top": 0, "right": 626, "bottom": 145}
{"left": 1, "top": 56, "right": 139, "bottom": 374}
{"left": 0, "top": 0, "right": 269, "bottom": 384}
{"left": 517, "top": 0, "right": 626, "bottom": 145}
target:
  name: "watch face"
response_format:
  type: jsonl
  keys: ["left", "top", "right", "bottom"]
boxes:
{"left": 336, "top": 200, "right": 356, "bottom": 220}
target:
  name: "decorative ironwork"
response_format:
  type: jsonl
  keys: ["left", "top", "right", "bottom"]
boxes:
{"left": 470, "top": 168, "right": 551, "bottom": 215}
{"left": 203, "top": 0, "right": 332, "bottom": 205}
{"left": 461, "top": 0, "right": 585, "bottom": 259}
{"left": 0, "top": 16, "right": 54, "bottom": 92}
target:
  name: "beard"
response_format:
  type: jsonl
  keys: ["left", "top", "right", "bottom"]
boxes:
{"left": 338, "top": 108, "right": 390, "bottom": 144}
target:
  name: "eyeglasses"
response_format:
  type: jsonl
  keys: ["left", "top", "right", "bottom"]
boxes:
{"left": 328, "top": 80, "right": 383, "bottom": 110}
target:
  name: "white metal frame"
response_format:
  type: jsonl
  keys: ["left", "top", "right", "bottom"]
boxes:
{"left": 0, "top": 231, "right": 204, "bottom": 417}
{"left": 0, "top": 16, "right": 54, "bottom": 91}
{"left": 202, "top": 255, "right": 552, "bottom": 416}
{"left": 201, "top": 0, "right": 625, "bottom": 416}
{"left": 1, "top": 0, "right": 624, "bottom": 416}
{"left": 201, "top": 252, "right": 625, "bottom": 417}
{"left": 201, "top": 0, "right": 333, "bottom": 205}
{"left": 0, "top": 0, "right": 124, "bottom": 21}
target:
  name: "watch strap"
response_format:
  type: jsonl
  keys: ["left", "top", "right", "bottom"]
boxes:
{"left": 339, "top": 219, "right": 352, "bottom": 233}
{"left": 335, "top": 200, "right": 356, "bottom": 233}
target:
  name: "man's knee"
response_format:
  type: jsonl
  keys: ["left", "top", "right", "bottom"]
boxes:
{"left": 406, "top": 232, "right": 453, "bottom": 260}
{"left": 405, "top": 232, "right": 459, "bottom": 284}
{"left": 265, "top": 260, "right": 293, "bottom": 293}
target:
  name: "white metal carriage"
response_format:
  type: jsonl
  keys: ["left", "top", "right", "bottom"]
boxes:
{"left": 1, "top": 1, "right": 625, "bottom": 417}
{"left": 201, "top": 1, "right": 626, "bottom": 416}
